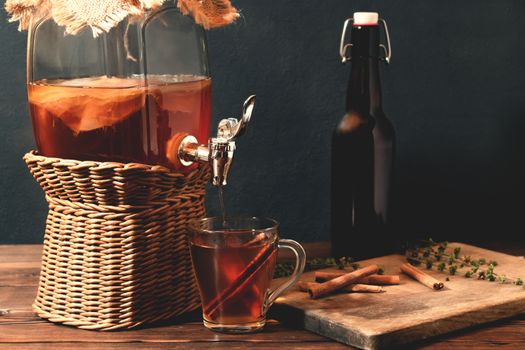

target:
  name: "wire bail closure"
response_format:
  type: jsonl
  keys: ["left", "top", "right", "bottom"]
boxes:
{"left": 339, "top": 18, "right": 392, "bottom": 64}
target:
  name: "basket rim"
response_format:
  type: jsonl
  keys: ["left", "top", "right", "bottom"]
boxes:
{"left": 24, "top": 150, "right": 187, "bottom": 174}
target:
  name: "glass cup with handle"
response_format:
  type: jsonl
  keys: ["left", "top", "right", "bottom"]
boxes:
{"left": 188, "top": 216, "right": 306, "bottom": 333}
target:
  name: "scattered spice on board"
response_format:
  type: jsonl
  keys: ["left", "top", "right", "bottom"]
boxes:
{"left": 405, "top": 239, "right": 525, "bottom": 289}
{"left": 274, "top": 256, "right": 355, "bottom": 278}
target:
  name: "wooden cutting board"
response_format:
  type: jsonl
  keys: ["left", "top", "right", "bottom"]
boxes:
{"left": 271, "top": 242, "right": 525, "bottom": 349}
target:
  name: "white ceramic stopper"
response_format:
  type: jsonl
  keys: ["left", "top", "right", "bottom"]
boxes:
{"left": 353, "top": 12, "right": 379, "bottom": 26}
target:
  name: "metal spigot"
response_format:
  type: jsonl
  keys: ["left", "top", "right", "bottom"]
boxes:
{"left": 177, "top": 95, "right": 256, "bottom": 186}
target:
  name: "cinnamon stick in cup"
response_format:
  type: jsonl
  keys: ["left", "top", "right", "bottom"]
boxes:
{"left": 203, "top": 243, "right": 276, "bottom": 317}
{"left": 307, "top": 265, "right": 379, "bottom": 299}
{"left": 401, "top": 263, "right": 444, "bottom": 290}
{"left": 298, "top": 281, "right": 384, "bottom": 293}
{"left": 315, "top": 271, "right": 400, "bottom": 285}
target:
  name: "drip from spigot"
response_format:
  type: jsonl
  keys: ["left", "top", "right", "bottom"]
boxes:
{"left": 174, "top": 95, "right": 256, "bottom": 186}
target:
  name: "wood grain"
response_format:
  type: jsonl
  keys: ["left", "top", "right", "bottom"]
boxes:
{"left": 273, "top": 243, "right": 525, "bottom": 349}
{"left": 0, "top": 344, "right": 348, "bottom": 350}
{"left": 0, "top": 244, "right": 524, "bottom": 350}
{"left": 0, "top": 245, "right": 43, "bottom": 263}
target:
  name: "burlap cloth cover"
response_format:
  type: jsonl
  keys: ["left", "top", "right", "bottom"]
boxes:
{"left": 24, "top": 151, "right": 210, "bottom": 330}
{"left": 5, "top": 0, "right": 239, "bottom": 35}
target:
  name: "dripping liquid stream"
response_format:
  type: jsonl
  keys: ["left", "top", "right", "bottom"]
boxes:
{"left": 218, "top": 185, "right": 227, "bottom": 226}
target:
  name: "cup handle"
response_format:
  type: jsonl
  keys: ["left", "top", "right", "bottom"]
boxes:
{"left": 266, "top": 239, "right": 306, "bottom": 308}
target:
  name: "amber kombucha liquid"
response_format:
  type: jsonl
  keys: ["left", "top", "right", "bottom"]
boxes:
{"left": 190, "top": 240, "right": 277, "bottom": 325}
{"left": 28, "top": 75, "right": 211, "bottom": 169}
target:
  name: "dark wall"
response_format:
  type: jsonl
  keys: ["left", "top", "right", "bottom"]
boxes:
{"left": 1, "top": 1, "right": 524, "bottom": 245}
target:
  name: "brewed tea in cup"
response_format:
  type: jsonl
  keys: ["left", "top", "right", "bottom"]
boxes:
{"left": 188, "top": 216, "right": 305, "bottom": 333}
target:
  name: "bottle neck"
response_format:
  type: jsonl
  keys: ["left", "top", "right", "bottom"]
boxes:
{"left": 346, "top": 25, "right": 382, "bottom": 116}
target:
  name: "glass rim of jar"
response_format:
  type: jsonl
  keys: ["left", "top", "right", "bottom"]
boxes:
{"left": 188, "top": 216, "right": 279, "bottom": 236}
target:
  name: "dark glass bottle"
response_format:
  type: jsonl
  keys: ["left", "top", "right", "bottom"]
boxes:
{"left": 331, "top": 17, "right": 395, "bottom": 259}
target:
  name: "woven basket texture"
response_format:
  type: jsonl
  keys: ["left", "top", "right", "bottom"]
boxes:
{"left": 23, "top": 151, "right": 209, "bottom": 330}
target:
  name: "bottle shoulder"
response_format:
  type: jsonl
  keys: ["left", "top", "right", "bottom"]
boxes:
{"left": 373, "top": 111, "right": 395, "bottom": 136}
{"left": 336, "top": 111, "right": 370, "bottom": 134}
{"left": 335, "top": 111, "right": 394, "bottom": 137}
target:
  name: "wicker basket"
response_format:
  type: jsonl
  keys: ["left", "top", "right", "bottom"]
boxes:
{"left": 24, "top": 151, "right": 209, "bottom": 330}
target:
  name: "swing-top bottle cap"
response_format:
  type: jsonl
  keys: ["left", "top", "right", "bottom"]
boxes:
{"left": 353, "top": 12, "right": 379, "bottom": 26}
{"left": 340, "top": 12, "right": 391, "bottom": 63}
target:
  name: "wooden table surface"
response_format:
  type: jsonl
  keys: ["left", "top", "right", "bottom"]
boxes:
{"left": 1, "top": 243, "right": 525, "bottom": 349}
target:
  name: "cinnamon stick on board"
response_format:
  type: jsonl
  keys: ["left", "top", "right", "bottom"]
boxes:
{"left": 315, "top": 272, "right": 400, "bottom": 285}
{"left": 400, "top": 263, "right": 444, "bottom": 290}
{"left": 298, "top": 281, "right": 384, "bottom": 293}
{"left": 307, "top": 265, "right": 379, "bottom": 299}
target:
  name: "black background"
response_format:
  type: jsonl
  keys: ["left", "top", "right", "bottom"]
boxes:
{"left": 1, "top": 1, "right": 524, "bottom": 246}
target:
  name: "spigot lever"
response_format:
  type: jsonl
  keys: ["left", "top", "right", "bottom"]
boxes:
{"left": 176, "top": 95, "right": 256, "bottom": 187}
{"left": 217, "top": 95, "right": 255, "bottom": 141}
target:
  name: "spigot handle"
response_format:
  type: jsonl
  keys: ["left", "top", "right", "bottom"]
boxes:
{"left": 170, "top": 95, "right": 256, "bottom": 187}
{"left": 217, "top": 95, "right": 256, "bottom": 141}
{"left": 240, "top": 94, "right": 256, "bottom": 136}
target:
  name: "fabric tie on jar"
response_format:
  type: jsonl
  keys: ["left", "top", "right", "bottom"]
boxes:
{"left": 5, "top": 0, "right": 239, "bottom": 35}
